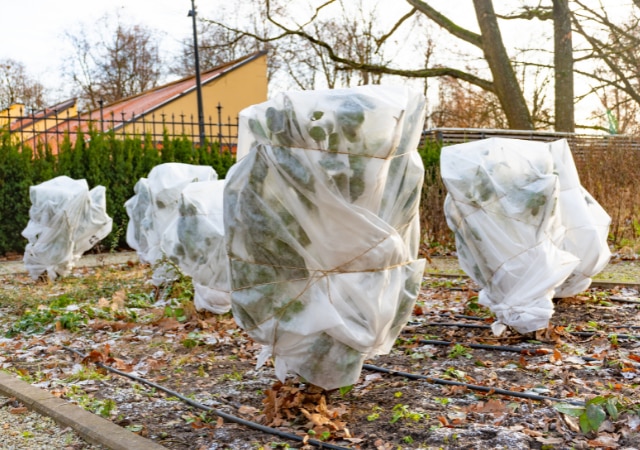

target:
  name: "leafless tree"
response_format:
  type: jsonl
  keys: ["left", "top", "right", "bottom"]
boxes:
{"left": 0, "top": 59, "right": 47, "bottom": 113}
{"left": 194, "top": 0, "right": 402, "bottom": 93}
{"left": 494, "top": 1, "right": 573, "bottom": 131}
{"left": 571, "top": 1, "right": 640, "bottom": 133}
{"left": 170, "top": 20, "right": 265, "bottom": 78}
{"left": 430, "top": 77, "right": 507, "bottom": 129}
{"left": 430, "top": 56, "right": 552, "bottom": 130}
{"left": 64, "top": 15, "right": 164, "bottom": 110}
{"left": 206, "top": 0, "right": 538, "bottom": 129}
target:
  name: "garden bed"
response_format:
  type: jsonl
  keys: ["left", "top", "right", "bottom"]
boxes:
{"left": 0, "top": 259, "right": 638, "bottom": 449}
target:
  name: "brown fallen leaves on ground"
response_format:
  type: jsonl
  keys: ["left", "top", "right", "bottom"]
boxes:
{"left": 0, "top": 262, "right": 639, "bottom": 449}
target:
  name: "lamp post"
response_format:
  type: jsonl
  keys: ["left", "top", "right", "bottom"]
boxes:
{"left": 188, "top": 0, "right": 206, "bottom": 147}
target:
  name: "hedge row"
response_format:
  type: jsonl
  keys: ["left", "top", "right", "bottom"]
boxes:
{"left": 13, "top": 130, "right": 631, "bottom": 259}
{"left": 0, "top": 130, "right": 235, "bottom": 255}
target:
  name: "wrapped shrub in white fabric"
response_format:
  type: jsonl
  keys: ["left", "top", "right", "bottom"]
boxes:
{"left": 441, "top": 138, "right": 610, "bottom": 335}
{"left": 162, "top": 180, "right": 230, "bottom": 313}
{"left": 124, "top": 177, "right": 152, "bottom": 262}
{"left": 125, "top": 163, "right": 217, "bottom": 285}
{"left": 224, "top": 85, "right": 426, "bottom": 390}
{"left": 22, "top": 176, "right": 113, "bottom": 280}
{"left": 550, "top": 140, "right": 611, "bottom": 297}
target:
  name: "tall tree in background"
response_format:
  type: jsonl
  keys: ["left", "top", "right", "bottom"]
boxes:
{"left": 0, "top": 59, "right": 46, "bottom": 113}
{"left": 553, "top": 0, "right": 574, "bottom": 132}
{"left": 497, "top": 1, "right": 574, "bottom": 131}
{"left": 208, "top": 0, "right": 537, "bottom": 129}
{"left": 469, "top": 0, "right": 533, "bottom": 129}
{"left": 173, "top": 2, "right": 285, "bottom": 94}
{"left": 65, "top": 15, "right": 164, "bottom": 110}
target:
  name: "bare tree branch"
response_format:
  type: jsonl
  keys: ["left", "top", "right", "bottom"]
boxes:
{"left": 405, "top": 0, "right": 482, "bottom": 47}
{"left": 375, "top": 8, "right": 418, "bottom": 49}
{"left": 64, "top": 16, "right": 164, "bottom": 110}
{"left": 294, "top": 0, "right": 338, "bottom": 28}
{"left": 571, "top": 1, "right": 640, "bottom": 106}
{"left": 495, "top": 2, "right": 553, "bottom": 21}
{"left": 207, "top": 1, "right": 495, "bottom": 92}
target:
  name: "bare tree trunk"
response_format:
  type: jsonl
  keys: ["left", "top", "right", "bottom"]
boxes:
{"left": 553, "top": 0, "right": 574, "bottom": 132}
{"left": 473, "top": 0, "right": 533, "bottom": 130}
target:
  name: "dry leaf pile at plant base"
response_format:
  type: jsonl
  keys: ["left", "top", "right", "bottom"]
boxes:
{"left": 0, "top": 260, "right": 639, "bottom": 449}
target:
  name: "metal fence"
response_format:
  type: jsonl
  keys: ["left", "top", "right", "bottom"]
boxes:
{"left": 0, "top": 102, "right": 239, "bottom": 152}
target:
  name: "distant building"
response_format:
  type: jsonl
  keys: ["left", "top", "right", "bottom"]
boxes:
{"left": 2, "top": 51, "right": 268, "bottom": 153}
{"left": 1, "top": 99, "right": 78, "bottom": 146}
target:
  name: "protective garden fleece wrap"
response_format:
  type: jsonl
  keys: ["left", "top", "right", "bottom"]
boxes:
{"left": 22, "top": 176, "right": 112, "bottom": 280}
{"left": 223, "top": 85, "right": 427, "bottom": 390}
{"left": 162, "top": 179, "right": 231, "bottom": 314}
{"left": 441, "top": 138, "right": 611, "bottom": 335}
{"left": 126, "top": 163, "right": 232, "bottom": 313}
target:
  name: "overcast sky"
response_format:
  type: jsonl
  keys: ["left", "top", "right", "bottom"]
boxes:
{"left": 0, "top": 0, "right": 493, "bottom": 103}
{"left": 1, "top": 0, "right": 635, "bottom": 128}
{"left": 0, "top": 0, "right": 214, "bottom": 97}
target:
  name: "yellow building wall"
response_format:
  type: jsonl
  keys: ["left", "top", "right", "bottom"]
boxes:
{"left": 20, "top": 105, "right": 78, "bottom": 139}
{"left": 122, "top": 54, "right": 268, "bottom": 142}
{"left": 1, "top": 103, "right": 78, "bottom": 147}
{"left": 0, "top": 103, "right": 26, "bottom": 127}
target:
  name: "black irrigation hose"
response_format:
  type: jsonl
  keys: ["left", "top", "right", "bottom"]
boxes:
{"left": 414, "top": 338, "right": 601, "bottom": 363}
{"left": 62, "top": 347, "right": 351, "bottom": 450}
{"left": 609, "top": 296, "right": 640, "bottom": 305}
{"left": 405, "top": 327, "right": 640, "bottom": 368}
{"left": 569, "top": 331, "right": 640, "bottom": 340}
{"left": 417, "top": 338, "right": 549, "bottom": 355}
{"left": 411, "top": 319, "right": 640, "bottom": 340}
{"left": 444, "top": 314, "right": 492, "bottom": 321}
{"left": 416, "top": 321, "right": 492, "bottom": 329}
{"left": 434, "top": 313, "right": 640, "bottom": 331}
{"left": 362, "top": 364, "right": 586, "bottom": 407}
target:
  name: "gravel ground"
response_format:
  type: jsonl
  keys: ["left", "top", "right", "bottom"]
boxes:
{"left": 0, "top": 395, "right": 105, "bottom": 450}
{"left": 0, "top": 252, "right": 134, "bottom": 450}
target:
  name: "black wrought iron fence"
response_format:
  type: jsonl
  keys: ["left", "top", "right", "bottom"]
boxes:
{"left": 0, "top": 102, "right": 239, "bottom": 152}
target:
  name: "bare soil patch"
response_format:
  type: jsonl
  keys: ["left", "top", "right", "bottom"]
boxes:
{"left": 0, "top": 260, "right": 639, "bottom": 449}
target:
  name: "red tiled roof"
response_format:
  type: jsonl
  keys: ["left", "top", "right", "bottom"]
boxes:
{"left": 18, "top": 51, "right": 265, "bottom": 153}
{"left": 83, "top": 51, "right": 266, "bottom": 124}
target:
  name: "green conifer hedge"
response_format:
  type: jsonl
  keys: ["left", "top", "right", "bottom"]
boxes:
{"left": 0, "top": 129, "right": 236, "bottom": 255}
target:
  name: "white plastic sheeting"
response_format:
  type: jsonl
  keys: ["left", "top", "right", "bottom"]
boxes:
{"left": 162, "top": 180, "right": 231, "bottom": 313}
{"left": 22, "top": 176, "right": 113, "bottom": 280}
{"left": 125, "top": 163, "right": 217, "bottom": 286}
{"left": 224, "top": 85, "right": 426, "bottom": 390}
{"left": 441, "top": 138, "right": 610, "bottom": 335}
{"left": 551, "top": 140, "right": 611, "bottom": 297}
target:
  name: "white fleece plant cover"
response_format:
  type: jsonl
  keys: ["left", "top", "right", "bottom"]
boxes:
{"left": 224, "top": 85, "right": 427, "bottom": 390}
{"left": 551, "top": 139, "right": 611, "bottom": 297}
{"left": 22, "top": 176, "right": 113, "bottom": 280}
{"left": 162, "top": 179, "right": 231, "bottom": 313}
{"left": 441, "top": 138, "right": 610, "bottom": 335}
{"left": 125, "top": 162, "right": 217, "bottom": 285}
